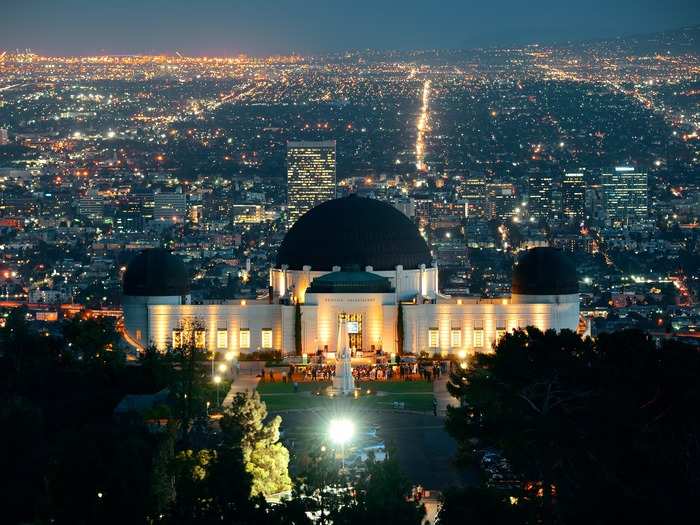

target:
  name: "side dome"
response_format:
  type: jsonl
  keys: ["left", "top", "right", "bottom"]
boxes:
{"left": 277, "top": 195, "right": 432, "bottom": 271}
{"left": 123, "top": 249, "right": 190, "bottom": 296}
{"left": 512, "top": 247, "right": 578, "bottom": 295}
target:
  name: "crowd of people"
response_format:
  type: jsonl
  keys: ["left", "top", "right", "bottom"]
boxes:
{"left": 259, "top": 360, "right": 449, "bottom": 383}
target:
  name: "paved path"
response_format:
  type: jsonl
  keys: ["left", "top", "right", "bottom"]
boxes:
{"left": 222, "top": 362, "right": 263, "bottom": 407}
{"left": 433, "top": 376, "right": 456, "bottom": 417}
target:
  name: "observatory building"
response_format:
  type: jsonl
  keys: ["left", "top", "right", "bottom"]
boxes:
{"left": 122, "top": 195, "right": 580, "bottom": 356}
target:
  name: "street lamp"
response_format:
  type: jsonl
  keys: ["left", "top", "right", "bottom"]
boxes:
{"left": 218, "top": 363, "right": 228, "bottom": 373}
{"left": 328, "top": 417, "right": 355, "bottom": 469}
{"left": 213, "top": 375, "right": 222, "bottom": 406}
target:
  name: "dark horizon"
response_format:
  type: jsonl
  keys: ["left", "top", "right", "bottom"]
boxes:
{"left": 2, "top": 0, "right": 700, "bottom": 56}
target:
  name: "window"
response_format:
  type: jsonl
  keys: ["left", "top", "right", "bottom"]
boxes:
{"left": 261, "top": 328, "right": 273, "bottom": 349}
{"left": 239, "top": 329, "right": 251, "bottom": 349}
{"left": 135, "top": 329, "right": 142, "bottom": 342}
{"left": 217, "top": 329, "right": 228, "bottom": 349}
{"left": 450, "top": 328, "right": 462, "bottom": 348}
{"left": 496, "top": 328, "right": 506, "bottom": 342}
{"left": 195, "top": 330, "right": 206, "bottom": 349}
{"left": 473, "top": 329, "right": 484, "bottom": 348}
{"left": 172, "top": 330, "right": 182, "bottom": 349}
{"left": 428, "top": 328, "right": 439, "bottom": 348}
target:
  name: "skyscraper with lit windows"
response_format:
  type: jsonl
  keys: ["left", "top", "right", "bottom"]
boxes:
{"left": 562, "top": 172, "right": 586, "bottom": 223}
{"left": 286, "top": 140, "right": 336, "bottom": 228}
{"left": 527, "top": 169, "right": 554, "bottom": 222}
{"left": 601, "top": 167, "right": 648, "bottom": 228}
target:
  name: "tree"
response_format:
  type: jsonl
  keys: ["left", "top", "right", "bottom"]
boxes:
{"left": 295, "top": 302, "right": 302, "bottom": 355}
{"left": 333, "top": 452, "right": 425, "bottom": 525}
{"left": 62, "top": 316, "right": 119, "bottom": 362}
{"left": 436, "top": 487, "right": 523, "bottom": 525}
{"left": 221, "top": 391, "right": 292, "bottom": 497}
{"left": 294, "top": 444, "right": 349, "bottom": 525}
{"left": 169, "top": 318, "right": 210, "bottom": 438}
{"left": 445, "top": 327, "right": 700, "bottom": 524}
{"left": 397, "top": 303, "right": 404, "bottom": 355}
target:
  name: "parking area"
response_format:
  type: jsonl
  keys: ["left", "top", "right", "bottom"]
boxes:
{"left": 275, "top": 408, "right": 478, "bottom": 490}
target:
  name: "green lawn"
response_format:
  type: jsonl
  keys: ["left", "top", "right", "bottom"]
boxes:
{"left": 256, "top": 380, "right": 435, "bottom": 412}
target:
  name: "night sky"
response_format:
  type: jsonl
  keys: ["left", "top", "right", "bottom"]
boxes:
{"left": 2, "top": 0, "right": 700, "bottom": 55}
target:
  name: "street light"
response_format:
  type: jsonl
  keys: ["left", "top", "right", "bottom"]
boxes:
{"left": 213, "top": 375, "right": 222, "bottom": 406}
{"left": 218, "top": 363, "right": 228, "bottom": 373}
{"left": 328, "top": 418, "right": 355, "bottom": 469}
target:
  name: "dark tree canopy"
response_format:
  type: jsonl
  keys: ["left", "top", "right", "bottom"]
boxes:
{"left": 444, "top": 327, "right": 700, "bottom": 524}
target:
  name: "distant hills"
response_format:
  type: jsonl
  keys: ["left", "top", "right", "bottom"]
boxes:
{"left": 562, "top": 24, "right": 700, "bottom": 55}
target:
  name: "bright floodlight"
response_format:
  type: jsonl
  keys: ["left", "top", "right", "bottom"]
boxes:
{"left": 328, "top": 418, "right": 355, "bottom": 445}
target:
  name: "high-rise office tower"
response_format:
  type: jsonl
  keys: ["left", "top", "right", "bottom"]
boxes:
{"left": 527, "top": 170, "right": 554, "bottom": 222}
{"left": 286, "top": 140, "right": 336, "bottom": 228}
{"left": 0, "top": 129, "right": 9, "bottom": 145}
{"left": 460, "top": 174, "right": 487, "bottom": 218}
{"left": 601, "top": 167, "right": 648, "bottom": 228}
{"left": 486, "top": 182, "right": 517, "bottom": 221}
{"left": 562, "top": 172, "right": 586, "bottom": 223}
{"left": 154, "top": 188, "right": 187, "bottom": 223}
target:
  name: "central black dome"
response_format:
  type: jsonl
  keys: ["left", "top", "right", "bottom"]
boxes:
{"left": 277, "top": 195, "right": 432, "bottom": 271}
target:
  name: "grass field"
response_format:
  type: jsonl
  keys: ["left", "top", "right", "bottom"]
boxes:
{"left": 256, "top": 380, "right": 435, "bottom": 412}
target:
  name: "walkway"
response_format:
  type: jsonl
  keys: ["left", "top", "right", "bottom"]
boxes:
{"left": 222, "top": 362, "right": 263, "bottom": 407}
{"left": 433, "top": 376, "right": 456, "bottom": 418}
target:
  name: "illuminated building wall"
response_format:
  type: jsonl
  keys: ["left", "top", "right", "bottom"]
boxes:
{"left": 124, "top": 291, "right": 579, "bottom": 357}
{"left": 401, "top": 294, "right": 579, "bottom": 357}
{"left": 286, "top": 140, "right": 336, "bottom": 228}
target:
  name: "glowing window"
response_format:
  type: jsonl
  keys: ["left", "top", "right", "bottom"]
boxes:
{"left": 135, "top": 329, "right": 142, "bottom": 341}
{"left": 473, "top": 329, "right": 484, "bottom": 348}
{"left": 172, "top": 330, "right": 182, "bottom": 349}
{"left": 261, "top": 329, "right": 273, "bottom": 349}
{"left": 217, "top": 329, "right": 228, "bottom": 349}
{"left": 496, "top": 328, "right": 507, "bottom": 342}
{"left": 194, "top": 330, "right": 206, "bottom": 349}
{"left": 428, "top": 328, "right": 439, "bottom": 348}
{"left": 450, "top": 329, "right": 462, "bottom": 348}
{"left": 239, "top": 329, "right": 251, "bottom": 349}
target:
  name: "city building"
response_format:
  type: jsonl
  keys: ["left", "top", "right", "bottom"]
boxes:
{"left": 123, "top": 196, "right": 580, "bottom": 357}
{"left": 527, "top": 170, "right": 554, "bottom": 222}
{"left": 486, "top": 182, "right": 517, "bottom": 221}
{"left": 286, "top": 140, "right": 336, "bottom": 228}
{"left": 562, "top": 172, "right": 586, "bottom": 223}
{"left": 154, "top": 188, "right": 187, "bottom": 224}
{"left": 0, "top": 128, "right": 9, "bottom": 145}
{"left": 77, "top": 191, "right": 105, "bottom": 221}
{"left": 460, "top": 174, "right": 487, "bottom": 218}
{"left": 601, "top": 167, "right": 649, "bottom": 228}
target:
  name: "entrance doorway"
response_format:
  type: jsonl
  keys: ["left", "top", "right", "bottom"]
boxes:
{"left": 340, "top": 312, "right": 362, "bottom": 351}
